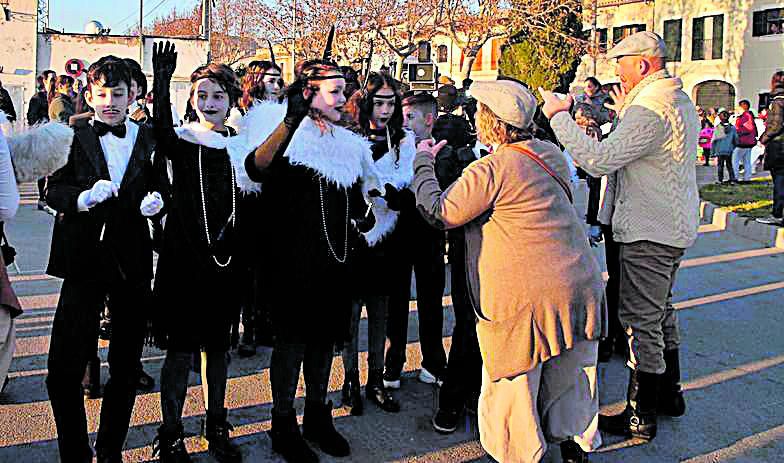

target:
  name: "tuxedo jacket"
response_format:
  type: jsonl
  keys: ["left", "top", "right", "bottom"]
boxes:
{"left": 46, "top": 123, "right": 161, "bottom": 283}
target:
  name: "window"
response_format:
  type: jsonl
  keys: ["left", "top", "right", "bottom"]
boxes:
{"left": 759, "top": 93, "right": 771, "bottom": 113}
{"left": 459, "top": 47, "right": 483, "bottom": 71}
{"left": 437, "top": 45, "right": 448, "bottom": 63}
{"left": 753, "top": 8, "right": 784, "bottom": 36}
{"left": 596, "top": 28, "right": 608, "bottom": 52}
{"left": 692, "top": 15, "right": 723, "bottom": 60}
{"left": 612, "top": 24, "right": 646, "bottom": 46}
{"left": 663, "top": 19, "right": 682, "bottom": 62}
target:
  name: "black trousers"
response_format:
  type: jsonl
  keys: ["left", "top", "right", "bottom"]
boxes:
{"left": 772, "top": 167, "right": 784, "bottom": 218}
{"left": 601, "top": 224, "right": 623, "bottom": 345}
{"left": 439, "top": 232, "right": 482, "bottom": 411}
{"left": 385, "top": 236, "right": 447, "bottom": 379}
{"left": 717, "top": 155, "right": 736, "bottom": 183}
{"left": 270, "top": 340, "right": 333, "bottom": 412}
{"left": 46, "top": 279, "right": 148, "bottom": 460}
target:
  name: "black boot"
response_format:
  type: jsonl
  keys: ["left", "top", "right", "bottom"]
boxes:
{"left": 152, "top": 424, "right": 192, "bottom": 463}
{"left": 83, "top": 356, "right": 101, "bottom": 399}
{"left": 560, "top": 439, "right": 589, "bottom": 463}
{"left": 203, "top": 408, "right": 242, "bottom": 462}
{"left": 269, "top": 408, "right": 318, "bottom": 463}
{"left": 237, "top": 327, "right": 256, "bottom": 358}
{"left": 658, "top": 349, "right": 686, "bottom": 417}
{"left": 366, "top": 370, "right": 400, "bottom": 413}
{"left": 302, "top": 400, "right": 350, "bottom": 457}
{"left": 599, "top": 369, "right": 660, "bottom": 441}
{"left": 341, "top": 370, "right": 363, "bottom": 416}
{"left": 597, "top": 339, "right": 613, "bottom": 363}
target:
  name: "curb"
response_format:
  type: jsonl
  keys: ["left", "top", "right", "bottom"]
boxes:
{"left": 700, "top": 201, "right": 784, "bottom": 248}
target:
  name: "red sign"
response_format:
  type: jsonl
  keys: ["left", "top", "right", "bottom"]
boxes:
{"left": 65, "top": 59, "right": 85, "bottom": 77}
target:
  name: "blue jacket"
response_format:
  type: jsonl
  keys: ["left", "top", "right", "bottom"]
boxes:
{"left": 711, "top": 122, "right": 737, "bottom": 156}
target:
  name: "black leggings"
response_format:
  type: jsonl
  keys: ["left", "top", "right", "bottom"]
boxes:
{"left": 160, "top": 350, "right": 229, "bottom": 429}
{"left": 270, "top": 340, "right": 333, "bottom": 412}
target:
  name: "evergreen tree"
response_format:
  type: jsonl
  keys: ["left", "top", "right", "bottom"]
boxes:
{"left": 499, "top": 6, "right": 584, "bottom": 97}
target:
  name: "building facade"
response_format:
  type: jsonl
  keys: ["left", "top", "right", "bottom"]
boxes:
{"left": 577, "top": 0, "right": 784, "bottom": 112}
{"left": 0, "top": 0, "right": 209, "bottom": 126}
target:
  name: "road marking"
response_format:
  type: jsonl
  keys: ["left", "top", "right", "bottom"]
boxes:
{"left": 680, "top": 424, "right": 784, "bottom": 463}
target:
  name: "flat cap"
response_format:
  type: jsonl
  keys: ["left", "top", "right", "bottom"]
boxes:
{"left": 606, "top": 31, "right": 667, "bottom": 59}
{"left": 471, "top": 80, "right": 537, "bottom": 129}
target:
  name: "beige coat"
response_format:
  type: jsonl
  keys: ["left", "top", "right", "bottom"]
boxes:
{"left": 413, "top": 139, "right": 606, "bottom": 381}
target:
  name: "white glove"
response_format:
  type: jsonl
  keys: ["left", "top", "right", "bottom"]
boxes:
{"left": 140, "top": 191, "right": 164, "bottom": 217}
{"left": 84, "top": 180, "right": 119, "bottom": 208}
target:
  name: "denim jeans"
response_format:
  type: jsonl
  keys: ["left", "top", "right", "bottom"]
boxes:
{"left": 732, "top": 147, "right": 753, "bottom": 181}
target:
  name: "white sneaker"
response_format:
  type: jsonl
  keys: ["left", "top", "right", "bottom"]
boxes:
{"left": 418, "top": 367, "right": 442, "bottom": 386}
{"left": 756, "top": 216, "right": 784, "bottom": 226}
{"left": 383, "top": 378, "right": 401, "bottom": 389}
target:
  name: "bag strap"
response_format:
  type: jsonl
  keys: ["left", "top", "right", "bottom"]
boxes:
{"left": 503, "top": 144, "right": 573, "bottom": 204}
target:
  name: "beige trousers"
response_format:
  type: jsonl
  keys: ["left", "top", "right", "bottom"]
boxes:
{"left": 478, "top": 340, "right": 600, "bottom": 463}
{"left": 0, "top": 307, "right": 15, "bottom": 389}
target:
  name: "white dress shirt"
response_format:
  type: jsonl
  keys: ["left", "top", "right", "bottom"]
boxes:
{"left": 77, "top": 117, "right": 139, "bottom": 211}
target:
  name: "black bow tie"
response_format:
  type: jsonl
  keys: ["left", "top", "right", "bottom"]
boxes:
{"left": 93, "top": 121, "right": 127, "bottom": 138}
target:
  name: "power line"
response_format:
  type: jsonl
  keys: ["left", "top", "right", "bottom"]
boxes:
{"left": 143, "top": 0, "right": 175, "bottom": 20}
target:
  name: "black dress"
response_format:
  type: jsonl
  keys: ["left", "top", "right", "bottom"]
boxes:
{"left": 245, "top": 119, "right": 370, "bottom": 344}
{"left": 152, "top": 125, "right": 243, "bottom": 352}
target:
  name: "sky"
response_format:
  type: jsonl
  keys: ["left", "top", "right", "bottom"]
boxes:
{"left": 47, "top": 0, "right": 198, "bottom": 34}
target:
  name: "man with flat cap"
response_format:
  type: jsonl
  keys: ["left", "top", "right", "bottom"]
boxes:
{"left": 539, "top": 31, "right": 700, "bottom": 443}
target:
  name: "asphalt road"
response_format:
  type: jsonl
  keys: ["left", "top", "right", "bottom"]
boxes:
{"left": 1, "top": 176, "right": 782, "bottom": 463}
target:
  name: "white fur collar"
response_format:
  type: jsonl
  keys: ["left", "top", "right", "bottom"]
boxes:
{"left": 173, "top": 100, "right": 286, "bottom": 194}
{"left": 284, "top": 117, "right": 372, "bottom": 189}
{"left": 361, "top": 130, "right": 416, "bottom": 247}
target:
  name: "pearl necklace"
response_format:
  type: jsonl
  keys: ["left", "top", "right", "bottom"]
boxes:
{"left": 198, "top": 145, "right": 236, "bottom": 268}
{"left": 318, "top": 176, "right": 349, "bottom": 263}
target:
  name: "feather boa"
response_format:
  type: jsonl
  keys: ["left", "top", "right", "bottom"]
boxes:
{"left": 173, "top": 101, "right": 286, "bottom": 194}
{"left": 361, "top": 130, "right": 416, "bottom": 247}
{"left": 0, "top": 112, "right": 73, "bottom": 182}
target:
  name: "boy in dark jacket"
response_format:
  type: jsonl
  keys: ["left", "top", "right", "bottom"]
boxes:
{"left": 712, "top": 108, "right": 738, "bottom": 184}
{"left": 44, "top": 56, "right": 164, "bottom": 463}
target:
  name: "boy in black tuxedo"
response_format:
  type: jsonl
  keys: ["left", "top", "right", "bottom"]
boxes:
{"left": 45, "top": 56, "right": 164, "bottom": 463}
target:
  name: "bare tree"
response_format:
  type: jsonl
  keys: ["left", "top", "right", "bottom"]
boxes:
{"left": 441, "top": 0, "right": 507, "bottom": 79}
{"left": 365, "top": 0, "right": 443, "bottom": 79}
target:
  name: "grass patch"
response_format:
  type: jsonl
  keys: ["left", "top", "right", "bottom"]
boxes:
{"left": 699, "top": 178, "right": 774, "bottom": 218}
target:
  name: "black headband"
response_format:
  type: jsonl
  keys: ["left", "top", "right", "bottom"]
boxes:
{"left": 307, "top": 74, "right": 344, "bottom": 82}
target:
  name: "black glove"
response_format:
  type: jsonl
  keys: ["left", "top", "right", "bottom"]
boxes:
{"left": 382, "top": 183, "right": 403, "bottom": 211}
{"left": 353, "top": 206, "right": 376, "bottom": 233}
{"left": 284, "top": 80, "right": 314, "bottom": 129}
{"left": 152, "top": 41, "right": 177, "bottom": 82}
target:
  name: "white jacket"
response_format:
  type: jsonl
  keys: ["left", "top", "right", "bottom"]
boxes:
{"left": 551, "top": 70, "right": 700, "bottom": 249}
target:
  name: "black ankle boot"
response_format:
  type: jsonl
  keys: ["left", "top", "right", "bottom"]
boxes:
{"left": 302, "top": 400, "right": 350, "bottom": 457}
{"left": 658, "top": 349, "right": 686, "bottom": 417}
{"left": 599, "top": 369, "right": 660, "bottom": 441}
{"left": 83, "top": 356, "right": 101, "bottom": 399}
{"left": 597, "top": 339, "right": 613, "bottom": 363}
{"left": 560, "top": 439, "right": 589, "bottom": 463}
{"left": 341, "top": 370, "right": 363, "bottom": 416}
{"left": 366, "top": 370, "right": 400, "bottom": 413}
{"left": 152, "top": 424, "right": 192, "bottom": 463}
{"left": 270, "top": 408, "right": 318, "bottom": 463}
{"left": 203, "top": 408, "right": 241, "bottom": 462}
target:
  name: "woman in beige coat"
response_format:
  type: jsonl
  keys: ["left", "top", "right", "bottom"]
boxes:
{"left": 413, "top": 80, "right": 606, "bottom": 463}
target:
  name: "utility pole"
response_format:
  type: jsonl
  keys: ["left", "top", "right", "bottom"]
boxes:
{"left": 592, "top": 0, "right": 598, "bottom": 77}
{"left": 139, "top": 0, "right": 144, "bottom": 63}
{"left": 202, "top": 0, "right": 212, "bottom": 63}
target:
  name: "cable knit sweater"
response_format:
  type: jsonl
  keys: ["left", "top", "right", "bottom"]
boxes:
{"left": 551, "top": 70, "right": 700, "bottom": 249}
